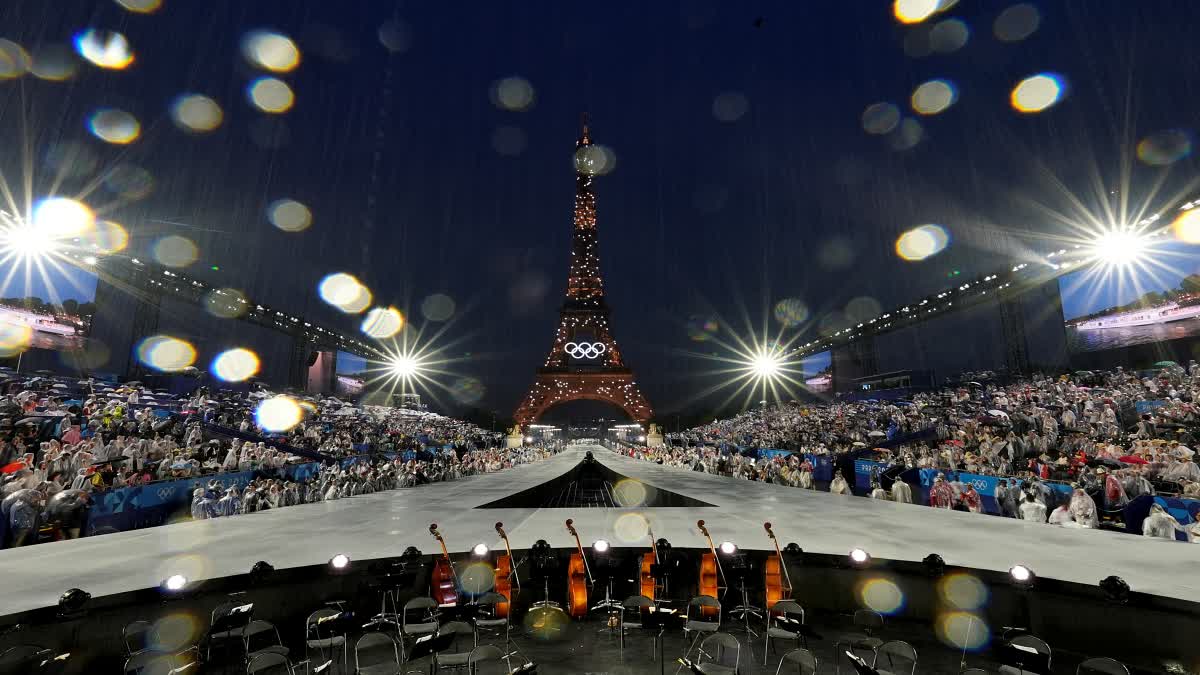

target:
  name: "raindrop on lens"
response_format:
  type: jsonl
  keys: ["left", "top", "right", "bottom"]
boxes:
{"left": 268, "top": 199, "right": 312, "bottom": 232}
{"left": 88, "top": 108, "right": 141, "bottom": 144}
{"left": 153, "top": 235, "right": 198, "bottom": 268}
{"left": 490, "top": 77, "right": 535, "bottom": 112}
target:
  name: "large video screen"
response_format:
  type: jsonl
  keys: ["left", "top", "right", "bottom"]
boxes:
{"left": 0, "top": 264, "right": 97, "bottom": 351}
{"left": 1060, "top": 240, "right": 1200, "bottom": 352}
{"left": 335, "top": 350, "right": 368, "bottom": 397}
{"left": 801, "top": 350, "right": 833, "bottom": 393}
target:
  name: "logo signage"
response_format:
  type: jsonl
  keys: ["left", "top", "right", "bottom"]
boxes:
{"left": 565, "top": 341, "right": 607, "bottom": 359}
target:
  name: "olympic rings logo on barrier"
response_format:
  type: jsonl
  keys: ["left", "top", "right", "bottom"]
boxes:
{"left": 565, "top": 341, "right": 607, "bottom": 359}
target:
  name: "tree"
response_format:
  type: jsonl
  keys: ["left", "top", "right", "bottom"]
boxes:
{"left": 61, "top": 299, "right": 79, "bottom": 316}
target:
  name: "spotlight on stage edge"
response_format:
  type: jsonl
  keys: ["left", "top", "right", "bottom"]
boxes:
{"left": 719, "top": 541, "right": 737, "bottom": 555}
{"left": 329, "top": 554, "right": 350, "bottom": 570}
{"left": 849, "top": 548, "right": 871, "bottom": 567}
{"left": 593, "top": 539, "right": 610, "bottom": 553}
{"left": 1009, "top": 564, "right": 1035, "bottom": 586}
{"left": 162, "top": 574, "right": 188, "bottom": 592}
{"left": 472, "top": 543, "right": 489, "bottom": 556}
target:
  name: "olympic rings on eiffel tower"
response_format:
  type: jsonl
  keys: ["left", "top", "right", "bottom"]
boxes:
{"left": 564, "top": 341, "right": 607, "bottom": 359}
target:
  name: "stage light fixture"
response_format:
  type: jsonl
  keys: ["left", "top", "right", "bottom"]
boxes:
{"left": 922, "top": 553, "right": 946, "bottom": 577}
{"left": 329, "top": 554, "right": 351, "bottom": 570}
{"left": 1009, "top": 564, "right": 1035, "bottom": 586}
{"left": 848, "top": 548, "right": 871, "bottom": 567}
{"left": 751, "top": 351, "right": 782, "bottom": 377}
{"left": 524, "top": 436, "right": 534, "bottom": 443}
{"left": 58, "top": 588, "right": 90, "bottom": 614}
{"left": 473, "top": 543, "right": 489, "bottom": 556}
{"left": 1100, "top": 575, "right": 1130, "bottom": 604}
{"left": 162, "top": 574, "right": 188, "bottom": 592}
{"left": 1087, "top": 228, "right": 1150, "bottom": 269}
{"left": 249, "top": 560, "right": 274, "bottom": 584}
{"left": 719, "top": 541, "right": 737, "bottom": 555}
{"left": 592, "top": 539, "right": 610, "bottom": 553}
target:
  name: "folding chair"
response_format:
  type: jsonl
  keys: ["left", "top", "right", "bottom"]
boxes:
{"left": 243, "top": 620, "right": 289, "bottom": 662}
{"left": 123, "top": 620, "right": 154, "bottom": 655}
{"left": 124, "top": 649, "right": 169, "bottom": 675}
{"left": 871, "top": 640, "right": 917, "bottom": 675}
{"left": 998, "top": 635, "right": 1052, "bottom": 675}
{"left": 474, "top": 593, "right": 511, "bottom": 646}
{"left": 467, "top": 644, "right": 505, "bottom": 674}
{"left": 304, "top": 608, "right": 347, "bottom": 672}
{"left": 764, "top": 600, "right": 806, "bottom": 662}
{"left": 775, "top": 648, "right": 818, "bottom": 675}
{"left": 401, "top": 597, "right": 440, "bottom": 651}
{"left": 834, "top": 610, "right": 884, "bottom": 675}
{"left": 434, "top": 620, "right": 476, "bottom": 671}
{"left": 246, "top": 651, "right": 294, "bottom": 675}
{"left": 619, "top": 595, "right": 655, "bottom": 655}
{"left": 1077, "top": 657, "right": 1130, "bottom": 675}
{"left": 695, "top": 632, "right": 740, "bottom": 675}
{"left": 207, "top": 602, "right": 252, "bottom": 663}
{"left": 354, "top": 632, "right": 402, "bottom": 675}
{"left": 681, "top": 595, "right": 722, "bottom": 668}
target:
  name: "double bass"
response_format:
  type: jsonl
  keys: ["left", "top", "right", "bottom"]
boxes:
{"left": 696, "top": 519, "right": 725, "bottom": 618}
{"left": 640, "top": 524, "right": 658, "bottom": 602}
{"left": 763, "top": 522, "right": 793, "bottom": 614}
{"left": 493, "top": 522, "right": 520, "bottom": 618}
{"left": 429, "top": 523, "right": 459, "bottom": 607}
{"left": 564, "top": 519, "right": 592, "bottom": 618}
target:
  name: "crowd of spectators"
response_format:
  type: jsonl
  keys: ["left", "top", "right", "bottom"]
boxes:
{"left": 620, "top": 362, "right": 1200, "bottom": 541}
{"left": 0, "top": 368, "right": 552, "bottom": 547}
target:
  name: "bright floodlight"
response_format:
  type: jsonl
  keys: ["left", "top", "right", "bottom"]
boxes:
{"left": 1009, "top": 564, "right": 1033, "bottom": 583}
{"left": 719, "top": 541, "right": 737, "bottom": 555}
{"left": 752, "top": 351, "right": 782, "bottom": 377}
{"left": 162, "top": 574, "right": 188, "bottom": 592}
{"left": 3, "top": 223, "right": 57, "bottom": 260}
{"left": 329, "top": 554, "right": 350, "bottom": 570}
{"left": 849, "top": 548, "right": 871, "bottom": 566}
{"left": 524, "top": 436, "right": 534, "bottom": 443}
{"left": 388, "top": 354, "right": 419, "bottom": 378}
{"left": 593, "top": 539, "right": 610, "bottom": 553}
{"left": 473, "top": 543, "right": 489, "bottom": 556}
{"left": 1088, "top": 229, "right": 1149, "bottom": 268}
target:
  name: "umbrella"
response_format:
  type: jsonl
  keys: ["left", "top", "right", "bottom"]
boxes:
{"left": 170, "top": 461, "right": 191, "bottom": 470}
{"left": 1, "top": 461, "right": 27, "bottom": 474}
{"left": 1118, "top": 456, "right": 1149, "bottom": 465}
{"left": 868, "top": 430, "right": 886, "bottom": 438}
{"left": 987, "top": 410, "right": 1009, "bottom": 417}
{"left": 1087, "top": 457, "right": 1123, "bottom": 469}
{"left": 1, "top": 488, "right": 40, "bottom": 515}
{"left": 1153, "top": 361, "right": 1178, "bottom": 368}
{"left": 14, "top": 418, "right": 41, "bottom": 427}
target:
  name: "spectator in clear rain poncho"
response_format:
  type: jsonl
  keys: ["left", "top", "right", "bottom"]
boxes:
{"left": 928, "top": 473, "right": 956, "bottom": 509}
{"left": 1096, "top": 467, "right": 1128, "bottom": 510}
{"left": 190, "top": 488, "right": 214, "bottom": 520}
{"left": 797, "top": 459, "right": 814, "bottom": 489}
{"left": 6, "top": 490, "right": 43, "bottom": 547}
{"left": 1019, "top": 493, "right": 1047, "bottom": 522}
{"left": 1067, "top": 484, "right": 1099, "bottom": 528}
{"left": 1142, "top": 503, "right": 1188, "bottom": 540}
{"left": 829, "top": 473, "right": 849, "bottom": 495}
{"left": 869, "top": 481, "right": 888, "bottom": 500}
{"left": 890, "top": 476, "right": 913, "bottom": 503}
{"left": 960, "top": 483, "right": 982, "bottom": 513}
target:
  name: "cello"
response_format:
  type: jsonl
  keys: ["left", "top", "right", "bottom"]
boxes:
{"left": 494, "top": 522, "right": 520, "bottom": 618}
{"left": 696, "top": 519, "right": 725, "bottom": 619}
{"left": 429, "top": 523, "right": 459, "bottom": 607}
{"left": 640, "top": 523, "right": 658, "bottom": 602}
{"left": 763, "top": 521, "right": 793, "bottom": 615}
{"left": 564, "top": 519, "right": 592, "bottom": 618}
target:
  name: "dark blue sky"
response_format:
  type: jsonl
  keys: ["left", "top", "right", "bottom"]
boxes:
{"left": 1058, "top": 239, "right": 1200, "bottom": 320}
{"left": 0, "top": 265, "right": 97, "bottom": 305}
{"left": 3, "top": 0, "right": 1199, "bottom": 415}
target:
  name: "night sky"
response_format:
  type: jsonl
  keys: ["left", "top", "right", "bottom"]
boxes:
{"left": 2, "top": 0, "right": 1200, "bottom": 416}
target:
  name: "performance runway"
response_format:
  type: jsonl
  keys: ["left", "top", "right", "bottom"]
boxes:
{"left": 1, "top": 445, "right": 1195, "bottom": 616}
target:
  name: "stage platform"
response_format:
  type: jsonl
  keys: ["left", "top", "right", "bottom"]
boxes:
{"left": 0, "top": 445, "right": 1195, "bottom": 616}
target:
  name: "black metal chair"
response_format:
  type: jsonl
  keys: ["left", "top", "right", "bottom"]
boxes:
{"left": 695, "top": 632, "right": 740, "bottom": 675}
{"left": 1077, "top": 657, "right": 1130, "bottom": 675}
{"left": 834, "top": 610, "right": 884, "bottom": 675}
{"left": 775, "top": 648, "right": 818, "bottom": 675}
{"left": 763, "top": 600, "right": 807, "bottom": 662}
{"left": 871, "top": 640, "right": 917, "bottom": 675}
{"left": 354, "top": 632, "right": 402, "bottom": 675}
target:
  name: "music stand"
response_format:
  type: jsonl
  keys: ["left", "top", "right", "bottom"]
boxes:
{"left": 406, "top": 633, "right": 456, "bottom": 675}
{"left": 725, "top": 554, "right": 761, "bottom": 638}
{"left": 844, "top": 651, "right": 881, "bottom": 675}
{"left": 205, "top": 603, "right": 252, "bottom": 665}
{"left": 997, "top": 642, "right": 1051, "bottom": 675}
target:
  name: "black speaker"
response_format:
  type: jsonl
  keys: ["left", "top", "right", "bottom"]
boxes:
{"left": 306, "top": 351, "right": 319, "bottom": 367}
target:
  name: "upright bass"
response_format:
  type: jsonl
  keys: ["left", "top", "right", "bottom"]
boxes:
{"left": 763, "top": 521, "right": 793, "bottom": 614}
{"left": 696, "top": 519, "right": 725, "bottom": 618}
{"left": 564, "top": 519, "right": 593, "bottom": 618}
{"left": 494, "top": 522, "right": 520, "bottom": 618}
{"left": 640, "top": 523, "right": 658, "bottom": 602}
{"left": 428, "top": 523, "right": 459, "bottom": 607}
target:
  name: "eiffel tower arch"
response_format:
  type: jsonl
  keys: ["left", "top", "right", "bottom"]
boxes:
{"left": 513, "top": 117, "right": 653, "bottom": 426}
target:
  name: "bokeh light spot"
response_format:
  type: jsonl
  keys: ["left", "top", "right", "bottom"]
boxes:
{"left": 152, "top": 235, "right": 198, "bottom": 268}
{"left": 491, "top": 77, "right": 535, "bottom": 112}
{"left": 242, "top": 31, "right": 300, "bottom": 73}
{"left": 361, "top": 306, "right": 404, "bottom": 338}
{"left": 33, "top": 198, "right": 94, "bottom": 237}
{"left": 773, "top": 299, "right": 810, "bottom": 327}
{"left": 0, "top": 40, "right": 31, "bottom": 79}
{"left": 613, "top": 513, "right": 650, "bottom": 544}
{"left": 938, "top": 573, "right": 989, "bottom": 610}
{"left": 82, "top": 220, "right": 130, "bottom": 254}
{"left": 212, "top": 348, "right": 260, "bottom": 382}
{"left": 116, "top": 0, "right": 162, "bottom": 13}
{"left": 862, "top": 103, "right": 901, "bottom": 135}
{"left": 30, "top": 44, "right": 78, "bottom": 81}
{"left": 319, "top": 273, "right": 372, "bottom": 314}
{"left": 149, "top": 613, "right": 201, "bottom": 653}
{"left": 574, "top": 144, "right": 617, "bottom": 176}
{"left": 171, "top": 94, "right": 223, "bottom": 133}
{"left": 888, "top": 118, "right": 924, "bottom": 151}
{"left": 137, "top": 336, "right": 197, "bottom": 372}
{"left": 88, "top": 108, "right": 141, "bottom": 144}
{"left": 74, "top": 29, "right": 134, "bottom": 69}
{"left": 929, "top": 18, "right": 969, "bottom": 53}
{"left": 492, "top": 126, "right": 527, "bottom": 157}
{"left": 255, "top": 395, "right": 303, "bottom": 432}
{"left": 858, "top": 578, "right": 906, "bottom": 615}
{"left": 936, "top": 611, "right": 990, "bottom": 651}
{"left": 103, "top": 164, "right": 155, "bottom": 200}
{"left": 203, "top": 288, "right": 248, "bottom": 319}
{"left": 686, "top": 314, "right": 720, "bottom": 341}
{"left": 1136, "top": 129, "right": 1193, "bottom": 166}
{"left": 268, "top": 199, "right": 312, "bottom": 232}
{"left": 44, "top": 142, "right": 97, "bottom": 180}
{"left": 819, "top": 237, "right": 855, "bottom": 269}
{"left": 994, "top": 3, "right": 1040, "bottom": 42}
{"left": 845, "top": 296, "right": 883, "bottom": 323}
{"left": 894, "top": 0, "right": 939, "bottom": 24}
{"left": 459, "top": 562, "right": 497, "bottom": 596}
{"left": 1171, "top": 209, "right": 1200, "bottom": 244}
{"left": 0, "top": 321, "right": 33, "bottom": 357}
{"left": 911, "top": 79, "right": 957, "bottom": 115}
{"left": 248, "top": 77, "right": 294, "bottom": 114}
{"left": 712, "top": 92, "right": 749, "bottom": 122}
{"left": 450, "top": 377, "right": 485, "bottom": 405}
{"left": 896, "top": 224, "right": 950, "bottom": 261}
{"left": 613, "top": 479, "right": 649, "bottom": 507}
{"left": 421, "top": 294, "right": 456, "bottom": 322}
{"left": 1011, "top": 73, "right": 1065, "bottom": 113}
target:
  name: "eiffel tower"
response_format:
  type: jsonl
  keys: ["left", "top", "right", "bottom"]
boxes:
{"left": 513, "top": 117, "right": 653, "bottom": 426}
